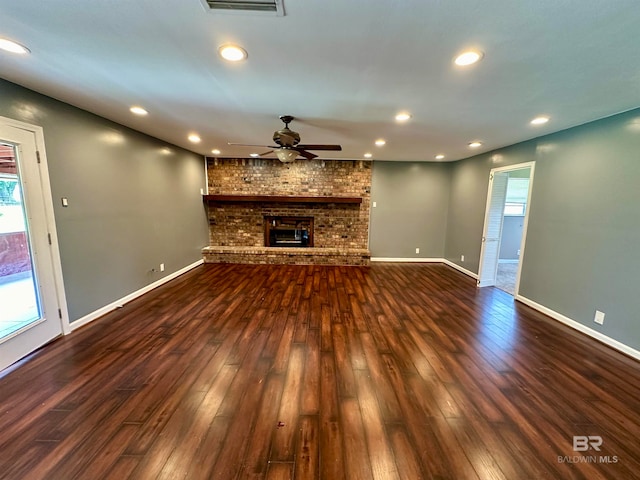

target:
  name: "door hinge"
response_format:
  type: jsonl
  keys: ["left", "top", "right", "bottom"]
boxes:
{"left": 47, "top": 233, "right": 52, "bottom": 245}
{"left": 58, "top": 308, "right": 63, "bottom": 319}
{"left": 36, "top": 151, "right": 41, "bottom": 164}
{"left": 489, "top": 172, "right": 494, "bottom": 181}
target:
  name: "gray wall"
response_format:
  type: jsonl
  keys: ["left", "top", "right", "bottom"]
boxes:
{"left": 370, "top": 161, "right": 450, "bottom": 258}
{"left": 0, "top": 78, "right": 209, "bottom": 322}
{"left": 445, "top": 108, "right": 640, "bottom": 351}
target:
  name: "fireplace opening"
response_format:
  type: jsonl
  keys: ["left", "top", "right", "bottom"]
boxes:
{"left": 265, "top": 216, "right": 314, "bottom": 248}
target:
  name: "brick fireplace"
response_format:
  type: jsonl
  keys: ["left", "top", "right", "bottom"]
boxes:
{"left": 202, "top": 157, "right": 371, "bottom": 265}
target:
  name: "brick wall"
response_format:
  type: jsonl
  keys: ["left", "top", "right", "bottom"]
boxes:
{"left": 205, "top": 158, "right": 371, "bottom": 252}
{"left": 0, "top": 232, "right": 30, "bottom": 277}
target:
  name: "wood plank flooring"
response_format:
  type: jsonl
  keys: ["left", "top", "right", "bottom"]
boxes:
{"left": 1, "top": 263, "right": 640, "bottom": 479}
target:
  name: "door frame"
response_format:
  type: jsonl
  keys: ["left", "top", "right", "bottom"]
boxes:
{"left": 0, "top": 116, "right": 69, "bottom": 365}
{"left": 477, "top": 161, "right": 535, "bottom": 296}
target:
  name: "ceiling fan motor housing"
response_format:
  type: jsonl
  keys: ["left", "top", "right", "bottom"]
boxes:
{"left": 273, "top": 127, "right": 300, "bottom": 147}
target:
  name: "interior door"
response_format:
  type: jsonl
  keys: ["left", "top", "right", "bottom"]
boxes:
{"left": 477, "top": 171, "right": 509, "bottom": 287}
{"left": 0, "top": 122, "right": 63, "bottom": 372}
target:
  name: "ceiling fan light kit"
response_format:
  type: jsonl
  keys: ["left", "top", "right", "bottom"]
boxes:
{"left": 275, "top": 148, "right": 298, "bottom": 163}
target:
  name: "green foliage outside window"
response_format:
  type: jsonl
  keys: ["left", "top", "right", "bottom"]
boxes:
{"left": 0, "top": 177, "right": 20, "bottom": 206}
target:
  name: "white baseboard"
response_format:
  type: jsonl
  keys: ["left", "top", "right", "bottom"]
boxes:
{"left": 69, "top": 259, "right": 204, "bottom": 332}
{"left": 371, "top": 257, "right": 443, "bottom": 263}
{"left": 442, "top": 259, "right": 479, "bottom": 280}
{"left": 516, "top": 295, "right": 640, "bottom": 362}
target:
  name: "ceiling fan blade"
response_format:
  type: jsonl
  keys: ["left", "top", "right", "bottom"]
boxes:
{"left": 227, "top": 142, "right": 278, "bottom": 148}
{"left": 293, "top": 148, "right": 318, "bottom": 160}
{"left": 259, "top": 150, "right": 274, "bottom": 157}
{"left": 296, "top": 144, "right": 342, "bottom": 151}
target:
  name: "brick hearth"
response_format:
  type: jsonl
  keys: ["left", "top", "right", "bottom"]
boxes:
{"left": 202, "top": 246, "right": 370, "bottom": 266}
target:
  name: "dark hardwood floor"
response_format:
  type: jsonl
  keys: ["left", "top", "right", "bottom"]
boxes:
{"left": 1, "top": 263, "right": 639, "bottom": 479}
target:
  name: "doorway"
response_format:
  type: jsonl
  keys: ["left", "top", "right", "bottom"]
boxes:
{"left": 477, "top": 162, "right": 535, "bottom": 296}
{"left": 0, "top": 117, "right": 67, "bottom": 372}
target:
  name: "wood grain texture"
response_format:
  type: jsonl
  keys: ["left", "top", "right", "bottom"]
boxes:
{"left": 1, "top": 263, "right": 639, "bottom": 479}
{"left": 203, "top": 194, "right": 362, "bottom": 204}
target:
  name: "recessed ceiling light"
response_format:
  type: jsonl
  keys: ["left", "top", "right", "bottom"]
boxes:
{"left": 129, "top": 106, "right": 148, "bottom": 116}
{"left": 364, "top": 153, "right": 373, "bottom": 159}
{"left": 218, "top": 44, "right": 247, "bottom": 62}
{"left": 454, "top": 50, "right": 483, "bottom": 66}
{"left": 250, "top": 153, "right": 260, "bottom": 157}
{"left": 188, "top": 134, "right": 201, "bottom": 143}
{"left": 0, "top": 38, "right": 30, "bottom": 55}
{"left": 531, "top": 116, "right": 550, "bottom": 125}
{"left": 211, "top": 149, "right": 221, "bottom": 155}
{"left": 374, "top": 139, "right": 386, "bottom": 146}
{"left": 627, "top": 117, "right": 640, "bottom": 132}
{"left": 395, "top": 112, "right": 411, "bottom": 122}
{"left": 468, "top": 141, "right": 483, "bottom": 148}
{"left": 435, "top": 154, "right": 445, "bottom": 160}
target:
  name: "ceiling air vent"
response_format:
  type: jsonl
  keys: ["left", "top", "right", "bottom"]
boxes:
{"left": 202, "top": 0, "right": 285, "bottom": 16}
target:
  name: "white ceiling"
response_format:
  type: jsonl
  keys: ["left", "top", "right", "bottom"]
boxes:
{"left": 1, "top": 0, "right": 639, "bottom": 162}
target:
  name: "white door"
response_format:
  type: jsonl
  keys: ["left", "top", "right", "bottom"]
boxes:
{"left": 0, "top": 119, "right": 66, "bottom": 372}
{"left": 477, "top": 171, "right": 509, "bottom": 287}
{"left": 477, "top": 162, "right": 535, "bottom": 293}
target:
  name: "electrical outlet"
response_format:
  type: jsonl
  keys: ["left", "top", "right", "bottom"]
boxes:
{"left": 373, "top": 201, "right": 377, "bottom": 208}
{"left": 160, "top": 263, "right": 165, "bottom": 272}
{"left": 594, "top": 310, "right": 605, "bottom": 325}
{"left": 415, "top": 247, "right": 420, "bottom": 254}
{"left": 461, "top": 255, "right": 465, "bottom": 262}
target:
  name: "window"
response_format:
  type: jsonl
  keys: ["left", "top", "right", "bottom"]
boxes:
{"left": 503, "top": 177, "right": 529, "bottom": 216}
{"left": 504, "top": 202, "right": 525, "bottom": 216}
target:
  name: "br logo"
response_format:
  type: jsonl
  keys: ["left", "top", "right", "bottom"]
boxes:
{"left": 573, "top": 436, "right": 603, "bottom": 451}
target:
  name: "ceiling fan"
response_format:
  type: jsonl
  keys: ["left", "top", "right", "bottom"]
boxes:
{"left": 229, "top": 115, "right": 342, "bottom": 163}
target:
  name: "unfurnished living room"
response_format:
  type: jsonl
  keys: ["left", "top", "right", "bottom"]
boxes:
{"left": 1, "top": 1, "right": 640, "bottom": 479}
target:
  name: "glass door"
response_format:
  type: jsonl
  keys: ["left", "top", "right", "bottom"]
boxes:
{"left": 0, "top": 147, "right": 41, "bottom": 335}
{"left": 0, "top": 121, "right": 63, "bottom": 372}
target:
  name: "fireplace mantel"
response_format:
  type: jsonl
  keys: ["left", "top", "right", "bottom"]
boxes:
{"left": 203, "top": 194, "right": 362, "bottom": 204}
